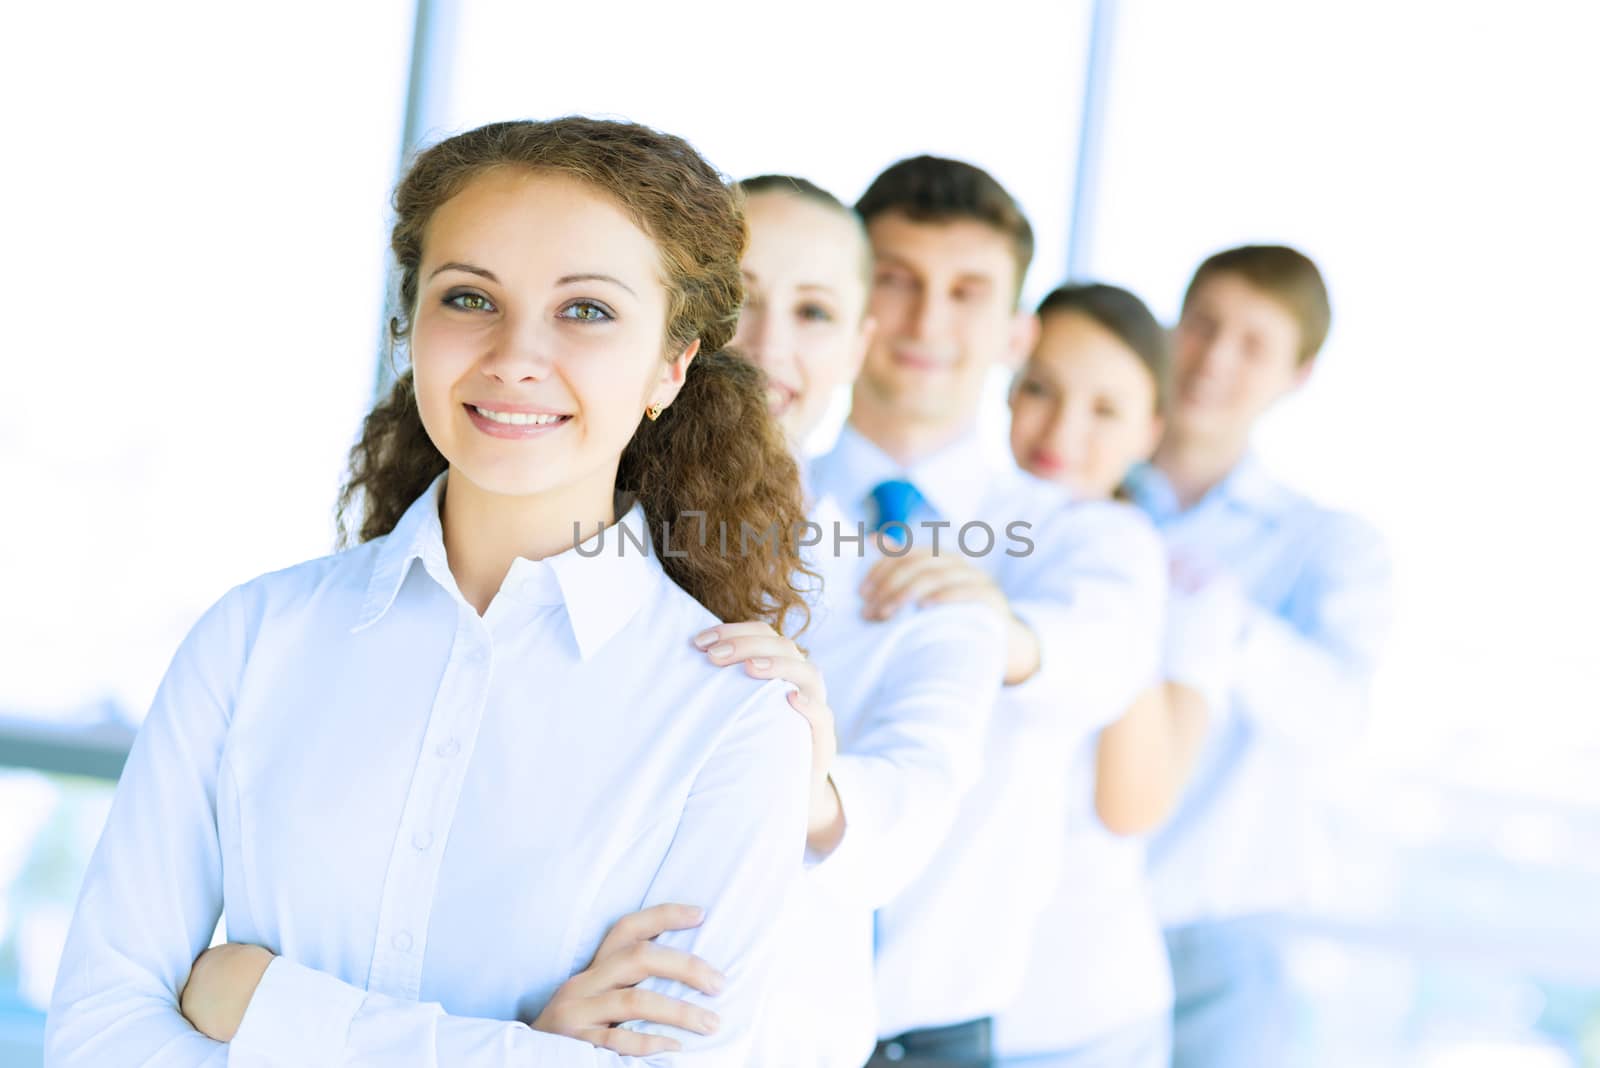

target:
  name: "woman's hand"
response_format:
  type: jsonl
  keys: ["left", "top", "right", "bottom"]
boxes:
{"left": 859, "top": 543, "right": 1008, "bottom": 620}
{"left": 694, "top": 622, "right": 843, "bottom": 853}
{"left": 531, "top": 904, "right": 725, "bottom": 1055}
{"left": 178, "top": 942, "right": 275, "bottom": 1042}
{"left": 859, "top": 544, "right": 1040, "bottom": 684}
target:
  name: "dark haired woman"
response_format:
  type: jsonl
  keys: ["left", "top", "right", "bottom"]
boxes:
{"left": 45, "top": 117, "right": 814, "bottom": 1065}
{"left": 993, "top": 283, "right": 1237, "bottom": 1066}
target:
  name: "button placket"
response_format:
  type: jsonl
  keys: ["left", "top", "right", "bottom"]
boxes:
{"left": 365, "top": 621, "right": 494, "bottom": 999}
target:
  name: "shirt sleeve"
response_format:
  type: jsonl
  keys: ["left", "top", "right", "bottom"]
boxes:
{"left": 809, "top": 604, "right": 1006, "bottom": 910}
{"left": 1162, "top": 574, "right": 1249, "bottom": 715}
{"left": 1229, "top": 510, "right": 1394, "bottom": 752}
{"left": 44, "top": 587, "right": 247, "bottom": 1067}
{"left": 1004, "top": 502, "right": 1170, "bottom": 743}
{"left": 226, "top": 679, "right": 811, "bottom": 1067}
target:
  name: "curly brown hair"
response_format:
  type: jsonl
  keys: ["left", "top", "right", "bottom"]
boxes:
{"left": 337, "top": 117, "right": 813, "bottom": 635}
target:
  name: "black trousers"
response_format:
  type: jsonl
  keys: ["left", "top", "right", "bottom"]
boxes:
{"left": 866, "top": 1017, "right": 993, "bottom": 1067}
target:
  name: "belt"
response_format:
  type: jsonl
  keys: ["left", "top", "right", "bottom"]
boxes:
{"left": 870, "top": 1016, "right": 993, "bottom": 1066}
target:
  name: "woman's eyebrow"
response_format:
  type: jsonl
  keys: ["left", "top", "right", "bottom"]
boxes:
{"left": 557, "top": 272, "right": 638, "bottom": 297}
{"left": 425, "top": 263, "right": 637, "bottom": 298}
{"left": 429, "top": 261, "right": 498, "bottom": 282}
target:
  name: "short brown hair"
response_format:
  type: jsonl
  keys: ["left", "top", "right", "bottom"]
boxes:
{"left": 1183, "top": 245, "right": 1331, "bottom": 364}
{"left": 855, "top": 155, "right": 1033, "bottom": 299}
{"left": 339, "top": 118, "right": 814, "bottom": 635}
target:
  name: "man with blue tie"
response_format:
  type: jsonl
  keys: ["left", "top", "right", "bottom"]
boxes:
{"left": 1127, "top": 246, "right": 1393, "bottom": 1067}
{"left": 809, "top": 156, "right": 1169, "bottom": 1065}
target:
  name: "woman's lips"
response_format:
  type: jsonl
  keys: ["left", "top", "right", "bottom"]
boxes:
{"left": 463, "top": 403, "right": 572, "bottom": 439}
{"left": 765, "top": 384, "right": 797, "bottom": 416}
{"left": 1027, "top": 449, "right": 1067, "bottom": 474}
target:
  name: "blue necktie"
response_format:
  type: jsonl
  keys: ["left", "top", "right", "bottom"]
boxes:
{"left": 869, "top": 479, "right": 924, "bottom": 544}
{"left": 867, "top": 477, "right": 922, "bottom": 960}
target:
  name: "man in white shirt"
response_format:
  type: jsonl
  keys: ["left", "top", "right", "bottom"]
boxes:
{"left": 1125, "top": 246, "right": 1394, "bottom": 1068}
{"left": 807, "top": 156, "right": 1168, "bottom": 1066}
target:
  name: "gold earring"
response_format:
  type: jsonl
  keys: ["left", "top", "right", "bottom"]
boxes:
{"left": 645, "top": 404, "right": 663, "bottom": 421}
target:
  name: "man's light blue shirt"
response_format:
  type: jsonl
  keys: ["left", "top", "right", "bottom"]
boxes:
{"left": 1126, "top": 455, "right": 1394, "bottom": 925}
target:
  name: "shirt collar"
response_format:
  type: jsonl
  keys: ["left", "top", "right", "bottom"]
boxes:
{"left": 354, "top": 471, "right": 449, "bottom": 632}
{"left": 1126, "top": 451, "right": 1283, "bottom": 524}
{"left": 353, "top": 473, "right": 655, "bottom": 660}
{"left": 812, "top": 423, "right": 992, "bottom": 523}
{"left": 540, "top": 503, "right": 654, "bottom": 660}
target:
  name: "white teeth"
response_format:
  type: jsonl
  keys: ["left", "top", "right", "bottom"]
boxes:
{"left": 473, "top": 406, "right": 566, "bottom": 426}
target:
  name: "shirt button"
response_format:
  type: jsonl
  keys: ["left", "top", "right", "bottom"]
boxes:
{"left": 392, "top": 930, "right": 413, "bottom": 952}
{"left": 412, "top": 830, "right": 434, "bottom": 851}
{"left": 884, "top": 1042, "right": 906, "bottom": 1061}
{"left": 436, "top": 739, "right": 460, "bottom": 758}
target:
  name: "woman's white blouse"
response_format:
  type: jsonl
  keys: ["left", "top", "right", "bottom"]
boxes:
{"left": 44, "top": 475, "right": 811, "bottom": 1066}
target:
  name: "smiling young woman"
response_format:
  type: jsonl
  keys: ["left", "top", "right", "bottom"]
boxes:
{"left": 341, "top": 119, "right": 815, "bottom": 627}
{"left": 44, "top": 117, "right": 818, "bottom": 1066}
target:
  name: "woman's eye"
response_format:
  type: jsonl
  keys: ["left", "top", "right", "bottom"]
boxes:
{"left": 1019, "top": 379, "right": 1048, "bottom": 397}
{"left": 797, "top": 303, "right": 834, "bottom": 323}
{"left": 560, "top": 301, "right": 613, "bottom": 322}
{"left": 1094, "top": 403, "right": 1122, "bottom": 419}
{"left": 446, "top": 291, "right": 495, "bottom": 312}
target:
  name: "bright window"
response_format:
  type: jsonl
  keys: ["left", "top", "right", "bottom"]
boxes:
{"left": 0, "top": 1, "right": 414, "bottom": 1044}
{"left": 1081, "top": 0, "right": 1600, "bottom": 803}
{"left": 425, "top": 0, "right": 1097, "bottom": 458}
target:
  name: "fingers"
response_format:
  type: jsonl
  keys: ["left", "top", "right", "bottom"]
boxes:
{"left": 864, "top": 558, "right": 986, "bottom": 619}
{"left": 701, "top": 634, "right": 801, "bottom": 668}
{"left": 915, "top": 577, "right": 1002, "bottom": 609}
{"left": 597, "top": 941, "right": 726, "bottom": 998}
{"left": 744, "top": 654, "right": 825, "bottom": 702}
{"left": 691, "top": 621, "right": 777, "bottom": 650}
{"left": 796, "top": 702, "right": 838, "bottom": 786}
{"left": 862, "top": 553, "right": 963, "bottom": 603}
{"left": 859, "top": 547, "right": 935, "bottom": 597}
{"left": 787, "top": 684, "right": 834, "bottom": 731}
{"left": 593, "top": 903, "right": 704, "bottom": 962}
{"left": 589, "top": 1027, "right": 684, "bottom": 1056}
{"left": 786, "top": 685, "right": 838, "bottom": 771}
{"left": 591, "top": 988, "right": 722, "bottom": 1037}
{"left": 699, "top": 636, "right": 829, "bottom": 707}
{"left": 876, "top": 571, "right": 966, "bottom": 616}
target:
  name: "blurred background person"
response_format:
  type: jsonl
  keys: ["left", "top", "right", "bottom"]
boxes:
{"left": 815, "top": 156, "right": 1166, "bottom": 1066}
{"left": 701, "top": 173, "right": 1008, "bottom": 1066}
{"left": 993, "top": 282, "right": 1234, "bottom": 1067}
{"left": 1127, "top": 246, "right": 1393, "bottom": 1068}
